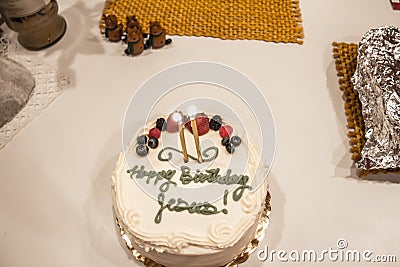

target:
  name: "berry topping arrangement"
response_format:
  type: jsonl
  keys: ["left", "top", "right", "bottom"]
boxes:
{"left": 134, "top": 112, "right": 242, "bottom": 158}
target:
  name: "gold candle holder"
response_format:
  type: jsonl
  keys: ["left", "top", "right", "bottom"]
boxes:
{"left": 188, "top": 107, "right": 203, "bottom": 163}
{"left": 173, "top": 113, "right": 189, "bottom": 162}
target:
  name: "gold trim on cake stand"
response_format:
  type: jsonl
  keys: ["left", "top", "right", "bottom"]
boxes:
{"left": 116, "top": 191, "right": 271, "bottom": 267}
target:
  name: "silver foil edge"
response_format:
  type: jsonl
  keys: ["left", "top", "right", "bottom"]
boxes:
{"left": 352, "top": 25, "right": 400, "bottom": 170}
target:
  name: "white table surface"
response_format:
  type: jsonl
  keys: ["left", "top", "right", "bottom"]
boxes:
{"left": 1, "top": 0, "right": 400, "bottom": 266}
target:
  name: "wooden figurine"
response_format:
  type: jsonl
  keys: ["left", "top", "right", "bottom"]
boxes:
{"left": 125, "top": 28, "right": 145, "bottom": 56}
{"left": 103, "top": 14, "right": 123, "bottom": 42}
{"left": 146, "top": 21, "right": 172, "bottom": 49}
{"left": 126, "top": 16, "right": 147, "bottom": 38}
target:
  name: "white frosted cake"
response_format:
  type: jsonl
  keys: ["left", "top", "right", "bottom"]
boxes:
{"left": 112, "top": 112, "right": 269, "bottom": 266}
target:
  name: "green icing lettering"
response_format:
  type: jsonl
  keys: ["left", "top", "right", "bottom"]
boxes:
{"left": 223, "top": 189, "right": 228, "bottom": 205}
{"left": 180, "top": 166, "right": 192, "bottom": 185}
{"left": 127, "top": 163, "right": 252, "bottom": 224}
{"left": 154, "top": 193, "right": 228, "bottom": 224}
{"left": 128, "top": 165, "right": 176, "bottom": 192}
{"left": 232, "top": 184, "right": 252, "bottom": 201}
{"left": 179, "top": 166, "right": 249, "bottom": 187}
{"left": 154, "top": 193, "right": 176, "bottom": 224}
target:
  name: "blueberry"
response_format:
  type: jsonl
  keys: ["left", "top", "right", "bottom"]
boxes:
{"left": 137, "top": 135, "right": 147, "bottom": 145}
{"left": 210, "top": 115, "right": 222, "bottom": 131}
{"left": 156, "top": 118, "right": 166, "bottom": 131}
{"left": 221, "top": 137, "right": 230, "bottom": 146}
{"left": 148, "top": 137, "right": 159, "bottom": 149}
{"left": 136, "top": 144, "right": 149, "bottom": 156}
{"left": 231, "top": 136, "right": 241, "bottom": 147}
{"left": 226, "top": 143, "right": 235, "bottom": 154}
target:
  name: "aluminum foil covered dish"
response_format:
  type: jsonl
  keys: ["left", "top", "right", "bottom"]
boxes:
{"left": 352, "top": 26, "right": 400, "bottom": 170}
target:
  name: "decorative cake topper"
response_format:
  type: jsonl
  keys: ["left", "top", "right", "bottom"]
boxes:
{"left": 124, "top": 16, "right": 147, "bottom": 56}
{"left": 172, "top": 112, "right": 189, "bottom": 162}
{"left": 103, "top": 14, "right": 123, "bottom": 42}
{"left": 102, "top": 15, "right": 172, "bottom": 56}
{"left": 188, "top": 106, "right": 203, "bottom": 163}
{"left": 126, "top": 16, "right": 147, "bottom": 39}
{"left": 125, "top": 29, "right": 145, "bottom": 56}
{"left": 146, "top": 21, "right": 172, "bottom": 49}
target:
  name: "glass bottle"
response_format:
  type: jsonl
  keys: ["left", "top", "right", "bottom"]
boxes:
{"left": 0, "top": 0, "right": 66, "bottom": 50}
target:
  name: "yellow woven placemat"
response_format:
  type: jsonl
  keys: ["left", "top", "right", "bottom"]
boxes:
{"left": 332, "top": 42, "right": 400, "bottom": 177}
{"left": 100, "top": 0, "right": 304, "bottom": 44}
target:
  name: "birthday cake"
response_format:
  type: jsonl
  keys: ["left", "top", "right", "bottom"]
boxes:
{"left": 112, "top": 111, "right": 270, "bottom": 266}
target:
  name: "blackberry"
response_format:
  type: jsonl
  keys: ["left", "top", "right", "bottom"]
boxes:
{"left": 221, "top": 137, "right": 230, "bottom": 146}
{"left": 156, "top": 118, "right": 167, "bottom": 131}
{"left": 209, "top": 115, "right": 222, "bottom": 131}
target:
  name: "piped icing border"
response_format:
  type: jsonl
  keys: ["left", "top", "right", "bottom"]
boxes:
{"left": 113, "top": 190, "right": 271, "bottom": 267}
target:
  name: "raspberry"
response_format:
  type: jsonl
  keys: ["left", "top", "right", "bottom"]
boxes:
{"left": 219, "top": 125, "right": 233, "bottom": 138}
{"left": 149, "top": 127, "right": 161, "bottom": 139}
{"left": 185, "top": 113, "right": 210, "bottom": 136}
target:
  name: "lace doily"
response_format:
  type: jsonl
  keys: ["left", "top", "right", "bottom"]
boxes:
{"left": 0, "top": 34, "right": 70, "bottom": 150}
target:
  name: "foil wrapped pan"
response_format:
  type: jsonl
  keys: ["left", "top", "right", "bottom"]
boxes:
{"left": 352, "top": 26, "right": 400, "bottom": 170}
{"left": 115, "top": 191, "right": 271, "bottom": 267}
